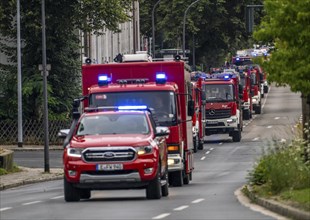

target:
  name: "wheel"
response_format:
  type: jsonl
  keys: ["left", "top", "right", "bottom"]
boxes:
{"left": 264, "top": 85, "right": 269, "bottom": 93}
{"left": 254, "top": 104, "right": 261, "bottom": 114}
{"left": 64, "top": 176, "right": 80, "bottom": 202}
{"left": 193, "top": 136, "right": 198, "bottom": 153}
{"left": 243, "top": 110, "right": 250, "bottom": 120}
{"left": 80, "top": 189, "right": 91, "bottom": 199}
{"left": 161, "top": 169, "right": 169, "bottom": 197}
{"left": 198, "top": 140, "right": 204, "bottom": 150}
{"left": 183, "top": 172, "right": 190, "bottom": 185}
{"left": 232, "top": 127, "right": 241, "bottom": 142}
{"left": 146, "top": 169, "right": 162, "bottom": 199}
{"left": 169, "top": 170, "right": 183, "bottom": 187}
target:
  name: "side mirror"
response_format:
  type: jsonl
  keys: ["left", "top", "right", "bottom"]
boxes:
{"left": 239, "top": 94, "right": 243, "bottom": 99}
{"left": 238, "top": 84, "right": 244, "bottom": 93}
{"left": 58, "top": 129, "right": 70, "bottom": 139}
{"left": 155, "top": 126, "right": 170, "bottom": 137}
{"left": 187, "top": 100, "right": 195, "bottom": 116}
{"left": 250, "top": 89, "right": 255, "bottom": 97}
{"left": 73, "top": 111, "right": 81, "bottom": 120}
{"left": 201, "top": 92, "right": 206, "bottom": 101}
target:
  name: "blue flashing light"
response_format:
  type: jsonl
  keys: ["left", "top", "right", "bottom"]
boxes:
{"left": 118, "top": 105, "right": 148, "bottom": 110}
{"left": 236, "top": 57, "right": 240, "bottom": 61}
{"left": 98, "top": 74, "right": 111, "bottom": 86}
{"left": 224, "top": 75, "right": 230, "bottom": 79}
{"left": 156, "top": 72, "right": 167, "bottom": 84}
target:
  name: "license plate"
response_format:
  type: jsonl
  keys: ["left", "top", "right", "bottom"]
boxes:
{"left": 96, "top": 164, "right": 123, "bottom": 171}
{"left": 207, "top": 121, "right": 218, "bottom": 124}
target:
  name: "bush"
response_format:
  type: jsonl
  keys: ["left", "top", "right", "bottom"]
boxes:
{"left": 248, "top": 138, "right": 310, "bottom": 194}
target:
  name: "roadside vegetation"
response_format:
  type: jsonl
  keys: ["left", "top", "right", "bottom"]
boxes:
{"left": 247, "top": 126, "right": 310, "bottom": 211}
{"left": 0, "top": 164, "right": 21, "bottom": 176}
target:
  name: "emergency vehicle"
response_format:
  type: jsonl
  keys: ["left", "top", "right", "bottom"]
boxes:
{"left": 59, "top": 106, "right": 170, "bottom": 201}
{"left": 79, "top": 53, "right": 195, "bottom": 187}
{"left": 202, "top": 72, "right": 243, "bottom": 142}
{"left": 191, "top": 77, "right": 205, "bottom": 151}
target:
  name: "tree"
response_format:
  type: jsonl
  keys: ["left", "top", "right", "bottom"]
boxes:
{"left": 139, "top": 0, "right": 255, "bottom": 69}
{"left": 0, "top": 0, "right": 132, "bottom": 120}
{"left": 253, "top": 0, "right": 310, "bottom": 142}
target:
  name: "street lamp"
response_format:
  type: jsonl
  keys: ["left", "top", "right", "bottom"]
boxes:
{"left": 152, "top": 0, "right": 161, "bottom": 58}
{"left": 182, "top": 0, "right": 201, "bottom": 58}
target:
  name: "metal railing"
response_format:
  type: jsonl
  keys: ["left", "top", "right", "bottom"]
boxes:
{"left": 0, "top": 119, "right": 71, "bottom": 145}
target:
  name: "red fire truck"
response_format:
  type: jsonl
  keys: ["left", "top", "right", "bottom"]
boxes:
{"left": 202, "top": 72, "right": 243, "bottom": 142}
{"left": 191, "top": 77, "right": 205, "bottom": 151}
{"left": 80, "top": 54, "right": 195, "bottom": 187}
{"left": 238, "top": 68, "right": 253, "bottom": 120}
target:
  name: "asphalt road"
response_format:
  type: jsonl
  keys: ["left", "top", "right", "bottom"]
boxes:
{"left": 1, "top": 85, "right": 301, "bottom": 220}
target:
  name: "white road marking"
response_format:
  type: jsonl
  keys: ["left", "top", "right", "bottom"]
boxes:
{"left": 210, "top": 148, "right": 214, "bottom": 150}
{"left": 50, "top": 196, "right": 64, "bottom": 200}
{"left": 200, "top": 156, "right": 206, "bottom": 160}
{"left": 267, "top": 126, "right": 273, "bottom": 128}
{"left": 191, "top": 198, "right": 205, "bottom": 203}
{"left": 205, "top": 151, "right": 210, "bottom": 155}
{"left": 0, "top": 207, "right": 12, "bottom": 212}
{"left": 22, "top": 201, "right": 42, "bottom": 206}
{"left": 219, "top": 142, "right": 223, "bottom": 145}
{"left": 274, "top": 117, "right": 280, "bottom": 120}
{"left": 173, "top": 205, "right": 189, "bottom": 211}
{"left": 252, "top": 137, "right": 259, "bottom": 141}
{"left": 152, "top": 213, "right": 171, "bottom": 219}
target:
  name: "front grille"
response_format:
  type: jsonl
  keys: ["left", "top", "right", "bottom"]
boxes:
{"left": 206, "top": 109, "right": 231, "bottom": 119}
{"left": 206, "top": 122, "right": 225, "bottom": 127}
{"left": 82, "top": 147, "right": 136, "bottom": 162}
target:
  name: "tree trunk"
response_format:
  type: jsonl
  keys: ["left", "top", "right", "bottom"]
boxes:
{"left": 301, "top": 93, "right": 310, "bottom": 161}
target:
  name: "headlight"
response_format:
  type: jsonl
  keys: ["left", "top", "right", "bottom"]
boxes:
{"left": 67, "top": 148, "right": 83, "bottom": 158}
{"left": 136, "top": 146, "right": 154, "bottom": 155}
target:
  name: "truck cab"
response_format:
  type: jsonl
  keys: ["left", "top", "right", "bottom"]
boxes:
{"left": 202, "top": 73, "right": 243, "bottom": 142}
{"left": 61, "top": 106, "right": 170, "bottom": 201}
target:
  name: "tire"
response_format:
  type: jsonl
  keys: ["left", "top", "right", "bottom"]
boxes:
{"left": 169, "top": 170, "right": 183, "bottom": 187}
{"left": 254, "top": 104, "right": 262, "bottom": 114}
{"left": 232, "top": 127, "right": 241, "bottom": 142}
{"left": 80, "top": 189, "right": 91, "bottom": 199}
{"left": 161, "top": 169, "right": 169, "bottom": 197}
{"left": 243, "top": 110, "right": 250, "bottom": 120}
{"left": 193, "top": 136, "right": 198, "bottom": 153}
{"left": 183, "top": 172, "right": 190, "bottom": 185}
{"left": 264, "top": 85, "right": 269, "bottom": 93}
{"left": 64, "top": 176, "right": 80, "bottom": 202}
{"left": 198, "top": 140, "right": 204, "bottom": 150}
{"left": 146, "top": 169, "right": 162, "bottom": 199}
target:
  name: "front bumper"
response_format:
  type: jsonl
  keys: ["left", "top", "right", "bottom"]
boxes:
{"left": 205, "top": 116, "right": 238, "bottom": 134}
{"left": 167, "top": 154, "right": 183, "bottom": 172}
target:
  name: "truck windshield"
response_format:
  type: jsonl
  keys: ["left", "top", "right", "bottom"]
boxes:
{"left": 89, "top": 91, "right": 176, "bottom": 126}
{"left": 76, "top": 114, "right": 150, "bottom": 135}
{"left": 203, "top": 84, "right": 234, "bottom": 102}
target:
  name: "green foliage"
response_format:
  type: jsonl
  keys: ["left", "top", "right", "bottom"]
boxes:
{"left": 248, "top": 139, "right": 310, "bottom": 194}
{"left": 139, "top": 0, "right": 259, "bottom": 68}
{"left": 280, "top": 188, "right": 310, "bottom": 211}
{"left": 253, "top": 0, "right": 310, "bottom": 95}
{"left": 0, "top": 0, "right": 132, "bottom": 120}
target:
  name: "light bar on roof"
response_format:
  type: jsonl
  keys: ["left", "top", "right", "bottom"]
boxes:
{"left": 156, "top": 72, "right": 167, "bottom": 84}
{"left": 118, "top": 105, "right": 148, "bottom": 110}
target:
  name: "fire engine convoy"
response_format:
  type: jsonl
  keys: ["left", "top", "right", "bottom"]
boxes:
{"left": 59, "top": 51, "right": 269, "bottom": 201}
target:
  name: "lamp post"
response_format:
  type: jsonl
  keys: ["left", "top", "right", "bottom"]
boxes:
{"left": 152, "top": 0, "right": 161, "bottom": 58}
{"left": 183, "top": 0, "right": 201, "bottom": 58}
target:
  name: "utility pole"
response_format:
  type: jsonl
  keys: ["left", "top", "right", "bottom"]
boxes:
{"left": 41, "top": 0, "right": 50, "bottom": 173}
{"left": 17, "top": 0, "right": 23, "bottom": 148}
{"left": 246, "top": 5, "right": 263, "bottom": 33}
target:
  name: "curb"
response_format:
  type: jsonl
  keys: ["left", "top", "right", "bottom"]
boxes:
{"left": 242, "top": 185, "right": 310, "bottom": 220}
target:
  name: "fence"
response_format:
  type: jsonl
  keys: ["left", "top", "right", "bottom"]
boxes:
{"left": 0, "top": 119, "right": 71, "bottom": 145}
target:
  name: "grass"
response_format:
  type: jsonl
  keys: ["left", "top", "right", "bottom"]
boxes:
{"left": 247, "top": 135, "right": 310, "bottom": 212}
{"left": 0, "top": 164, "right": 21, "bottom": 176}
